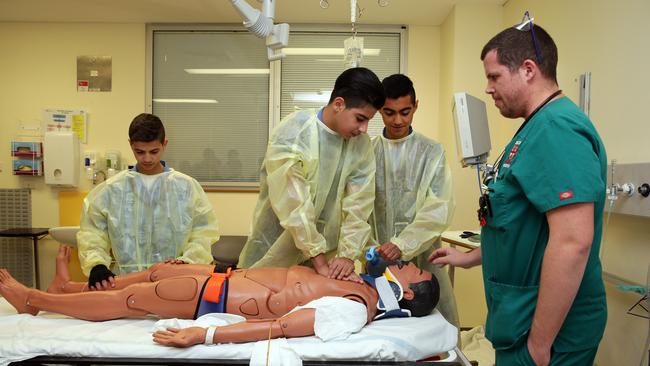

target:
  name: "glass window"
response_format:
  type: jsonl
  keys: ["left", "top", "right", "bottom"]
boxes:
{"left": 152, "top": 31, "right": 270, "bottom": 188}
{"left": 149, "top": 27, "right": 403, "bottom": 188}
{"left": 280, "top": 31, "right": 401, "bottom": 136}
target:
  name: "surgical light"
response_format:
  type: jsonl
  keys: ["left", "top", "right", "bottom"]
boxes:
{"left": 229, "top": 0, "right": 290, "bottom": 61}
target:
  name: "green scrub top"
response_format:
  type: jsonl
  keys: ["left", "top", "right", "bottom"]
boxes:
{"left": 481, "top": 97, "right": 607, "bottom": 353}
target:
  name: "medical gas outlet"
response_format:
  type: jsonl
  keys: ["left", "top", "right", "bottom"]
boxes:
{"left": 606, "top": 161, "right": 650, "bottom": 217}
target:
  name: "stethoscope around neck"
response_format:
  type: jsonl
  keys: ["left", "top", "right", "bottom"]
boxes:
{"left": 479, "top": 89, "right": 563, "bottom": 193}
{"left": 475, "top": 90, "right": 562, "bottom": 226}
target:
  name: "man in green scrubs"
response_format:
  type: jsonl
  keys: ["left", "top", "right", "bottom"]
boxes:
{"left": 429, "top": 23, "right": 607, "bottom": 365}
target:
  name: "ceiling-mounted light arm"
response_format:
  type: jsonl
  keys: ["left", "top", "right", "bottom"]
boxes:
{"left": 230, "top": 0, "right": 290, "bottom": 61}
{"left": 261, "top": 0, "right": 275, "bottom": 21}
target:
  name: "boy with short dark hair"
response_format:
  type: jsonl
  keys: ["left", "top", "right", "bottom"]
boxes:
{"left": 77, "top": 113, "right": 219, "bottom": 290}
{"left": 238, "top": 67, "right": 385, "bottom": 281}
{"left": 370, "top": 74, "right": 457, "bottom": 326}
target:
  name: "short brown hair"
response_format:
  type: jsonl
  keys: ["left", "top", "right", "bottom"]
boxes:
{"left": 128, "top": 113, "right": 165, "bottom": 143}
{"left": 481, "top": 24, "right": 558, "bottom": 84}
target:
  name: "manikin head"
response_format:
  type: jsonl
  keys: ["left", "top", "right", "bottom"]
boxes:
{"left": 367, "top": 259, "right": 440, "bottom": 317}
{"left": 325, "top": 67, "right": 385, "bottom": 138}
{"left": 128, "top": 113, "right": 168, "bottom": 175}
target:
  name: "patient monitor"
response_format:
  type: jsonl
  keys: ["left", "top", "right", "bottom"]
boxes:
{"left": 452, "top": 92, "right": 491, "bottom": 167}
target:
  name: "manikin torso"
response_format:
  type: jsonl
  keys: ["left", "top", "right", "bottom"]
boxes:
{"left": 226, "top": 266, "right": 378, "bottom": 322}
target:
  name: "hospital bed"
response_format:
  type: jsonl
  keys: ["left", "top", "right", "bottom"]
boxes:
{"left": 4, "top": 231, "right": 474, "bottom": 365}
{"left": 0, "top": 296, "right": 474, "bottom": 366}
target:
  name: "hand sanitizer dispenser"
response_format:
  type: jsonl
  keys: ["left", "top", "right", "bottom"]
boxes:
{"left": 44, "top": 132, "right": 80, "bottom": 187}
{"left": 105, "top": 150, "right": 121, "bottom": 178}
{"left": 83, "top": 151, "right": 99, "bottom": 180}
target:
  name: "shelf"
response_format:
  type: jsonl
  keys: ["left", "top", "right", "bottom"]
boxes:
{"left": 11, "top": 152, "right": 42, "bottom": 158}
{"left": 13, "top": 170, "right": 43, "bottom": 176}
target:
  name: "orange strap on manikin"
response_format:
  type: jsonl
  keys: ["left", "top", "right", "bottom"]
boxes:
{"left": 202, "top": 268, "right": 232, "bottom": 303}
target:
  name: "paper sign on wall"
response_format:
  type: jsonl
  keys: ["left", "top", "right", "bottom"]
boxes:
{"left": 43, "top": 109, "right": 88, "bottom": 143}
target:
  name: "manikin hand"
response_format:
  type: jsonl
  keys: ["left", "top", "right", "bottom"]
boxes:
{"left": 153, "top": 326, "right": 206, "bottom": 348}
{"left": 377, "top": 242, "right": 402, "bottom": 261}
{"left": 88, "top": 264, "right": 116, "bottom": 291}
{"left": 328, "top": 257, "right": 354, "bottom": 280}
{"left": 428, "top": 247, "right": 477, "bottom": 269}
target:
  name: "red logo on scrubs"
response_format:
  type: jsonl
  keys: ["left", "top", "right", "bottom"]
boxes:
{"left": 503, "top": 141, "right": 521, "bottom": 168}
{"left": 559, "top": 190, "right": 574, "bottom": 200}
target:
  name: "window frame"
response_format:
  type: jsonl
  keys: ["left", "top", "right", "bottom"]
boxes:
{"left": 145, "top": 23, "right": 408, "bottom": 191}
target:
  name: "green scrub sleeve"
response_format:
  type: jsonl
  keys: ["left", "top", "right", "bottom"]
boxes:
{"left": 513, "top": 120, "right": 604, "bottom": 213}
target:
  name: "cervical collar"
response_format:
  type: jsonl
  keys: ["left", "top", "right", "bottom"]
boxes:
{"left": 361, "top": 262, "right": 412, "bottom": 320}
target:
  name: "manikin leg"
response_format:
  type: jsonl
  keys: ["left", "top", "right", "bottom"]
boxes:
{"left": 47, "top": 245, "right": 214, "bottom": 294}
{"left": 1, "top": 268, "right": 208, "bottom": 321}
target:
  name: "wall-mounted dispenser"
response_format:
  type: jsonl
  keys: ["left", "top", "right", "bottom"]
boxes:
{"left": 105, "top": 150, "right": 121, "bottom": 178}
{"left": 44, "top": 132, "right": 79, "bottom": 187}
{"left": 83, "top": 151, "right": 100, "bottom": 180}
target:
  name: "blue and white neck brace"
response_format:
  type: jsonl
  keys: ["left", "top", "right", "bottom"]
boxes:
{"left": 361, "top": 255, "right": 412, "bottom": 320}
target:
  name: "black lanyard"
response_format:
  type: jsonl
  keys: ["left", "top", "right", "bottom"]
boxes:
{"left": 478, "top": 89, "right": 563, "bottom": 226}
{"left": 514, "top": 89, "right": 563, "bottom": 136}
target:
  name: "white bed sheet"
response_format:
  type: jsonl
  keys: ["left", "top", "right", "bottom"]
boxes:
{"left": 0, "top": 297, "right": 458, "bottom": 366}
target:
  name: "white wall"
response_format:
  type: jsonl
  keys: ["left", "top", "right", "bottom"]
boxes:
{"left": 0, "top": 22, "right": 147, "bottom": 287}
{"left": 437, "top": 2, "right": 506, "bottom": 328}
{"left": 0, "top": 22, "right": 146, "bottom": 221}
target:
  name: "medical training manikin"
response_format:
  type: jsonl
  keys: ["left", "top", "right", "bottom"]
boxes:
{"left": 0, "top": 253, "right": 438, "bottom": 345}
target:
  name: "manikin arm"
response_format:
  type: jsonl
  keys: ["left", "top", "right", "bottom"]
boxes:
{"left": 153, "top": 308, "right": 317, "bottom": 347}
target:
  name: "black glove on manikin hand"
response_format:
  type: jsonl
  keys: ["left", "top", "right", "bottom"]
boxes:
{"left": 88, "top": 264, "right": 115, "bottom": 289}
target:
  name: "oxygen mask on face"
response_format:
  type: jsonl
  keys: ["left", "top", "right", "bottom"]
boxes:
{"left": 364, "top": 246, "right": 405, "bottom": 276}
{"left": 362, "top": 247, "right": 411, "bottom": 319}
